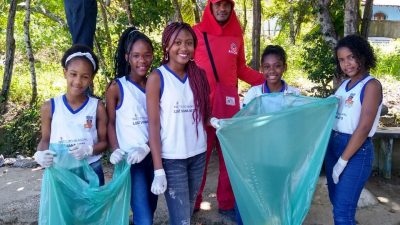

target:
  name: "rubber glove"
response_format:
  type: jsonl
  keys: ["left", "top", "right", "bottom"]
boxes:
{"left": 210, "top": 117, "right": 220, "bottom": 129}
{"left": 127, "top": 144, "right": 150, "bottom": 164}
{"left": 33, "top": 150, "right": 56, "bottom": 168}
{"left": 110, "top": 148, "right": 125, "bottom": 164}
{"left": 332, "top": 157, "right": 348, "bottom": 184}
{"left": 68, "top": 144, "right": 93, "bottom": 160}
{"left": 151, "top": 169, "right": 167, "bottom": 195}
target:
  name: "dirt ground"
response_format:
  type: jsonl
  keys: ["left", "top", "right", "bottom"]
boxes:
{"left": 0, "top": 150, "right": 400, "bottom": 225}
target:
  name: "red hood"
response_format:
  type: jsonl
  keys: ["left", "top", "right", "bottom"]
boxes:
{"left": 195, "top": 0, "right": 242, "bottom": 37}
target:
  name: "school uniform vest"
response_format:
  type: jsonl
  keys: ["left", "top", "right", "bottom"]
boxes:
{"left": 333, "top": 75, "right": 382, "bottom": 137}
{"left": 157, "top": 65, "right": 207, "bottom": 159}
{"left": 243, "top": 80, "right": 300, "bottom": 106}
{"left": 115, "top": 76, "right": 148, "bottom": 153}
{"left": 50, "top": 95, "right": 101, "bottom": 164}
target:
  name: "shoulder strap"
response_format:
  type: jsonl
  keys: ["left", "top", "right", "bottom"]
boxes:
{"left": 203, "top": 32, "right": 219, "bottom": 82}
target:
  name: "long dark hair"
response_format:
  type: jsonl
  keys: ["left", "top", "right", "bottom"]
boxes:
{"left": 114, "top": 27, "right": 154, "bottom": 78}
{"left": 161, "top": 22, "right": 211, "bottom": 126}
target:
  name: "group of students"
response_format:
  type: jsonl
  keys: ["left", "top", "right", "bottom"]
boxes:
{"left": 33, "top": 20, "right": 382, "bottom": 225}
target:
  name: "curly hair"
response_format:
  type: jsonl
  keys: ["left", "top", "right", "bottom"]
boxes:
{"left": 161, "top": 22, "right": 211, "bottom": 127}
{"left": 335, "top": 34, "right": 377, "bottom": 73}
{"left": 114, "top": 27, "right": 154, "bottom": 78}
{"left": 261, "top": 45, "right": 287, "bottom": 66}
{"left": 61, "top": 44, "right": 99, "bottom": 75}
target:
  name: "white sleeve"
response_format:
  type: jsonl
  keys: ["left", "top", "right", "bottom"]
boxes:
{"left": 286, "top": 86, "right": 301, "bottom": 95}
{"left": 243, "top": 87, "right": 257, "bottom": 106}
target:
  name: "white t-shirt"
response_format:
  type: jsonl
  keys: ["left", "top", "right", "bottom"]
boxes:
{"left": 115, "top": 76, "right": 148, "bottom": 153}
{"left": 157, "top": 65, "right": 207, "bottom": 159}
{"left": 50, "top": 95, "right": 101, "bottom": 164}
{"left": 333, "top": 75, "right": 382, "bottom": 137}
{"left": 243, "top": 80, "right": 300, "bottom": 106}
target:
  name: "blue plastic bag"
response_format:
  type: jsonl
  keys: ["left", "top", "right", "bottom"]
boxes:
{"left": 217, "top": 93, "right": 338, "bottom": 225}
{"left": 39, "top": 144, "right": 131, "bottom": 225}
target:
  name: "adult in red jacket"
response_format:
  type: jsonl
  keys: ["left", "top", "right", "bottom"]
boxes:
{"left": 193, "top": 0, "right": 264, "bottom": 217}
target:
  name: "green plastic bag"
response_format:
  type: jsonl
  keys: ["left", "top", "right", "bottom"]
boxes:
{"left": 216, "top": 93, "right": 338, "bottom": 225}
{"left": 39, "top": 144, "right": 131, "bottom": 225}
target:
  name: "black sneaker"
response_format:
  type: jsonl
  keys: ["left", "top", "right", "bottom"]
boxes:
{"left": 218, "top": 208, "right": 236, "bottom": 222}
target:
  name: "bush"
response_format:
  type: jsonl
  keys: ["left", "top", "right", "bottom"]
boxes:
{"left": 300, "top": 30, "right": 336, "bottom": 97}
{"left": 0, "top": 104, "right": 41, "bottom": 157}
{"left": 372, "top": 40, "right": 400, "bottom": 79}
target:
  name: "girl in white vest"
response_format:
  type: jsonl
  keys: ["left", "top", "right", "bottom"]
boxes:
{"left": 34, "top": 44, "right": 108, "bottom": 185}
{"left": 146, "top": 22, "right": 211, "bottom": 225}
{"left": 324, "top": 35, "right": 382, "bottom": 225}
{"left": 243, "top": 45, "right": 300, "bottom": 107}
{"left": 106, "top": 27, "right": 157, "bottom": 225}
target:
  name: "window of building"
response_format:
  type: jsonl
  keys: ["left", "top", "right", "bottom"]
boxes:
{"left": 374, "top": 12, "right": 387, "bottom": 21}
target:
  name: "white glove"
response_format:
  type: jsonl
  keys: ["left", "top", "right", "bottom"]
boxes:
{"left": 68, "top": 144, "right": 93, "bottom": 160}
{"left": 332, "top": 157, "right": 348, "bottom": 184}
{"left": 110, "top": 148, "right": 125, "bottom": 164}
{"left": 151, "top": 169, "right": 167, "bottom": 195}
{"left": 33, "top": 150, "right": 56, "bottom": 168}
{"left": 127, "top": 144, "right": 150, "bottom": 164}
{"left": 210, "top": 117, "right": 220, "bottom": 129}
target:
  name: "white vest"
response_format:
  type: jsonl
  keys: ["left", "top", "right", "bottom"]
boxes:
{"left": 115, "top": 76, "right": 148, "bottom": 153}
{"left": 243, "top": 80, "right": 300, "bottom": 106}
{"left": 50, "top": 95, "right": 101, "bottom": 164}
{"left": 333, "top": 75, "right": 382, "bottom": 137}
{"left": 157, "top": 65, "right": 206, "bottom": 159}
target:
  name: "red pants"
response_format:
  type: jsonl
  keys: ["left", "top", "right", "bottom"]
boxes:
{"left": 195, "top": 126, "right": 235, "bottom": 210}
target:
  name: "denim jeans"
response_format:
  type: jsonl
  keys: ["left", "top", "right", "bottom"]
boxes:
{"left": 235, "top": 201, "right": 243, "bottom": 225}
{"left": 130, "top": 154, "right": 158, "bottom": 225}
{"left": 324, "top": 131, "right": 374, "bottom": 225}
{"left": 64, "top": 0, "right": 97, "bottom": 48}
{"left": 163, "top": 152, "right": 206, "bottom": 225}
{"left": 89, "top": 159, "right": 105, "bottom": 186}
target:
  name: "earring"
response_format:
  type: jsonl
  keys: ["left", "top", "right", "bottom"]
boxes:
{"left": 165, "top": 53, "right": 169, "bottom": 61}
{"left": 189, "top": 58, "right": 194, "bottom": 61}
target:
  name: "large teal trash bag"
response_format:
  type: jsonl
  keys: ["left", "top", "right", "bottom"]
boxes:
{"left": 217, "top": 93, "right": 338, "bottom": 225}
{"left": 38, "top": 144, "right": 131, "bottom": 225}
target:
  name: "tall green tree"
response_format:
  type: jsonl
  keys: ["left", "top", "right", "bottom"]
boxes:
{"left": 1, "top": 0, "right": 18, "bottom": 113}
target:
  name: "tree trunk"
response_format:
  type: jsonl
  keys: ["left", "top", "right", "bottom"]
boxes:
{"left": 99, "top": 0, "right": 113, "bottom": 65}
{"left": 289, "top": 5, "right": 295, "bottom": 44}
{"left": 172, "top": 0, "right": 183, "bottom": 22}
{"left": 94, "top": 36, "right": 111, "bottom": 83}
{"left": 122, "top": 0, "right": 134, "bottom": 26}
{"left": 1, "top": 0, "right": 18, "bottom": 113}
{"left": 242, "top": 0, "right": 247, "bottom": 31}
{"left": 191, "top": 0, "right": 200, "bottom": 23}
{"left": 251, "top": 0, "right": 261, "bottom": 70}
{"left": 24, "top": 0, "right": 37, "bottom": 105}
{"left": 315, "top": 0, "right": 337, "bottom": 49}
{"left": 360, "top": 0, "right": 373, "bottom": 38}
{"left": 344, "top": 0, "right": 359, "bottom": 36}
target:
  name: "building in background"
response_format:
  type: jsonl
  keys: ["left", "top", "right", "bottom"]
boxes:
{"left": 366, "top": 0, "right": 400, "bottom": 44}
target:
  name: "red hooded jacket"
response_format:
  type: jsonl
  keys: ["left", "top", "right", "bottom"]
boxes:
{"left": 193, "top": 0, "right": 264, "bottom": 105}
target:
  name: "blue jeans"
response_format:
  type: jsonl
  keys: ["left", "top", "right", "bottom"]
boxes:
{"left": 235, "top": 202, "right": 243, "bottom": 225}
{"left": 130, "top": 154, "right": 158, "bottom": 225}
{"left": 89, "top": 159, "right": 104, "bottom": 186}
{"left": 324, "top": 131, "right": 374, "bottom": 225}
{"left": 163, "top": 152, "right": 206, "bottom": 225}
{"left": 64, "top": 0, "right": 97, "bottom": 48}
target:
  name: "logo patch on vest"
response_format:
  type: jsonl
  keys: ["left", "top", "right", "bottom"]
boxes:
{"left": 345, "top": 93, "right": 355, "bottom": 107}
{"left": 228, "top": 43, "right": 238, "bottom": 55}
{"left": 84, "top": 116, "right": 93, "bottom": 128}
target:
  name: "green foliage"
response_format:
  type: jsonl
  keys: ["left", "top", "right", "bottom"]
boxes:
{"left": 372, "top": 40, "right": 400, "bottom": 79}
{"left": 301, "top": 29, "right": 336, "bottom": 97}
{"left": 0, "top": 104, "right": 41, "bottom": 157}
